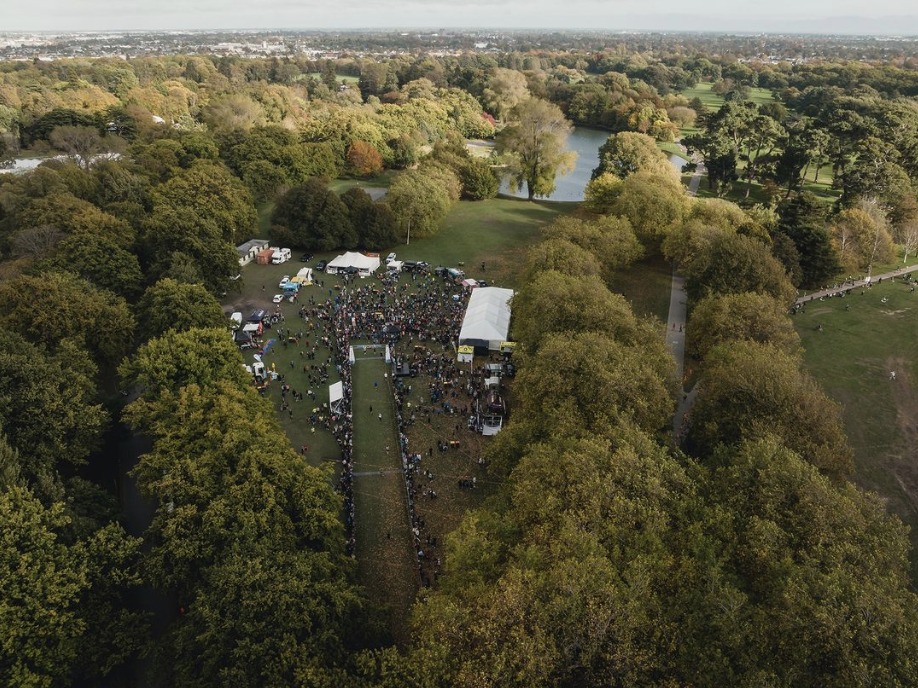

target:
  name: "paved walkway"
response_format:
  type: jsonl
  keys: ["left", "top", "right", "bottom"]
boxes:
{"left": 665, "top": 274, "right": 687, "bottom": 384}
{"left": 794, "top": 265, "right": 918, "bottom": 306}
{"left": 668, "top": 153, "right": 705, "bottom": 439}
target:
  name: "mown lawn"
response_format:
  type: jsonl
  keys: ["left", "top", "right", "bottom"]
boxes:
{"left": 395, "top": 197, "right": 571, "bottom": 289}
{"left": 610, "top": 250, "right": 673, "bottom": 328}
{"left": 677, "top": 82, "right": 775, "bottom": 138}
{"left": 350, "top": 355, "right": 417, "bottom": 643}
{"left": 794, "top": 276, "right": 918, "bottom": 580}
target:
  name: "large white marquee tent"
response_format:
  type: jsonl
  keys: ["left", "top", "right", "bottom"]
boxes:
{"left": 457, "top": 287, "right": 514, "bottom": 351}
{"left": 326, "top": 252, "right": 380, "bottom": 277}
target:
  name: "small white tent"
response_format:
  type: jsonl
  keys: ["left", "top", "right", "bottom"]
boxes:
{"left": 329, "top": 381, "right": 344, "bottom": 414}
{"left": 458, "top": 287, "right": 514, "bottom": 351}
{"left": 326, "top": 252, "right": 380, "bottom": 277}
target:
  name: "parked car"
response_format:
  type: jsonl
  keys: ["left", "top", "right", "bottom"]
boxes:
{"left": 278, "top": 276, "right": 290, "bottom": 288}
{"left": 385, "top": 252, "right": 396, "bottom": 263}
{"left": 415, "top": 261, "right": 430, "bottom": 272}
{"left": 315, "top": 260, "right": 327, "bottom": 271}
{"left": 299, "top": 252, "right": 313, "bottom": 262}
{"left": 272, "top": 294, "right": 284, "bottom": 303}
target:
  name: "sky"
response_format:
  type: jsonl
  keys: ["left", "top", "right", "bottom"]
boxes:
{"left": 1, "top": 0, "right": 917, "bottom": 35}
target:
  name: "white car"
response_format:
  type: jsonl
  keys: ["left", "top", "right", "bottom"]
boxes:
{"left": 272, "top": 294, "right": 284, "bottom": 303}
{"left": 278, "top": 276, "right": 290, "bottom": 288}
{"left": 385, "top": 252, "right": 396, "bottom": 264}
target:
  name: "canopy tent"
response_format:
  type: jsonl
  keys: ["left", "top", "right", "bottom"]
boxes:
{"left": 329, "top": 381, "right": 344, "bottom": 414}
{"left": 326, "top": 252, "right": 380, "bottom": 277}
{"left": 291, "top": 267, "right": 313, "bottom": 285}
{"left": 458, "top": 287, "right": 514, "bottom": 351}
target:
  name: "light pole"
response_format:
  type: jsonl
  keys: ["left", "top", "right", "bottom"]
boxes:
{"left": 406, "top": 218, "right": 411, "bottom": 246}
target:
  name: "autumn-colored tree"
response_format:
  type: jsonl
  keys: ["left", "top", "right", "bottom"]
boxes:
{"left": 346, "top": 140, "right": 384, "bottom": 177}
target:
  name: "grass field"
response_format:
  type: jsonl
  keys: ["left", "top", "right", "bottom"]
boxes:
{"left": 350, "top": 355, "right": 417, "bottom": 642}
{"left": 397, "top": 197, "right": 570, "bottom": 289}
{"left": 303, "top": 72, "right": 360, "bottom": 84}
{"left": 677, "top": 82, "right": 775, "bottom": 138}
{"left": 610, "top": 250, "right": 673, "bottom": 328}
{"left": 794, "top": 276, "right": 918, "bottom": 579}
{"left": 328, "top": 169, "right": 398, "bottom": 195}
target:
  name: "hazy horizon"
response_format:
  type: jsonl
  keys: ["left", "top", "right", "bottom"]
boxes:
{"left": 1, "top": 0, "right": 917, "bottom": 36}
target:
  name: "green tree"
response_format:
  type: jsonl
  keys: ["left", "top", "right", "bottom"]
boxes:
{"left": 457, "top": 157, "right": 499, "bottom": 200}
{"left": 513, "top": 331, "right": 674, "bottom": 438}
{"left": 482, "top": 68, "right": 529, "bottom": 121}
{"left": 688, "top": 292, "right": 801, "bottom": 360}
{"left": 776, "top": 192, "right": 839, "bottom": 288}
{"left": 582, "top": 172, "right": 623, "bottom": 214}
{"left": 120, "top": 327, "right": 249, "bottom": 399}
{"left": 0, "top": 483, "right": 88, "bottom": 687}
{"left": 0, "top": 335, "right": 107, "bottom": 486}
{"left": 271, "top": 178, "right": 356, "bottom": 250}
{"left": 340, "top": 187, "right": 397, "bottom": 250}
{"left": 123, "top": 373, "right": 362, "bottom": 686}
{"left": 521, "top": 238, "right": 603, "bottom": 284}
{"left": 384, "top": 168, "right": 457, "bottom": 239}
{"left": 687, "top": 341, "right": 853, "bottom": 478}
{"left": 686, "top": 438, "right": 918, "bottom": 686}
{"left": 592, "top": 131, "right": 679, "bottom": 182}
{"left": 136, "top": 278, "right": 229, "bottom": 342}
{"left": 512, "top": 272, "right": 658, "bottom": 355}
{"left": 610, "top": 170, "right": 688, "bottom": 243}
{"left": 142, "top": 162, "right": 256, "bottom": 292}
{"left": 541, "top": 215, "right": 643, "bottom": 281}
{"left": 684, "top": 232, "right": 796, "bottom": 305}
{"left": 49, "top": 230, "right": 144, "bottom": 299}
{"left": 496, "top": 98, "right": 576, "bottom": 200}
{"left": 0, "top": 271, "right": 134, "bottom": 366}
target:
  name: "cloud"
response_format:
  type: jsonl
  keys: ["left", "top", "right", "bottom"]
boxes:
{"left": 1, "top": 0, "right": 917, "bottom": 32}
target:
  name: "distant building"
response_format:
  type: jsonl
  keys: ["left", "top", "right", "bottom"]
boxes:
{"left": 236, "top": 239, "right": 269, "bottom": 266}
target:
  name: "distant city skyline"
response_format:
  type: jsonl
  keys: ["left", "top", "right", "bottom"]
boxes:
{"left": 1, "top": 0, "right": 917, "bottom": 35}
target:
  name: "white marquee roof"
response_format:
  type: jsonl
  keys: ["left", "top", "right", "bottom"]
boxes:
{"left": 327, "top": 252, "right": 380, "bottom": 271}
{"left": 458, "top": 287, "right": 514, "bottom": 349}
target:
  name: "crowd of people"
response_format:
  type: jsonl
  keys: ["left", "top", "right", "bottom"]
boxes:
{"left": 253, "top": 267, "right": 504, "bottom": 585}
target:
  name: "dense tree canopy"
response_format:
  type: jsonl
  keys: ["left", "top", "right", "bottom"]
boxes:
{"left": 688, "top": 340, "right": 853, "bottom": 478}
{"left": 271, "top": 178, "right": 356, "bottom": 250}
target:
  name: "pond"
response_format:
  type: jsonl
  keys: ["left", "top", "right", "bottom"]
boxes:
{"left": 498, "top": 129, "right": 689, "bottom": 202}
{"left": 499, "top": 126, "right": 610, "bottom": 202}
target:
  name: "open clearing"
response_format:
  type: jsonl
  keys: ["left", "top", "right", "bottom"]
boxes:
{"left": 226, "top": 195, "right": 564, "bottom": 635}
{"left": 794, "top": 277, "right": 918, "bottom": 578}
